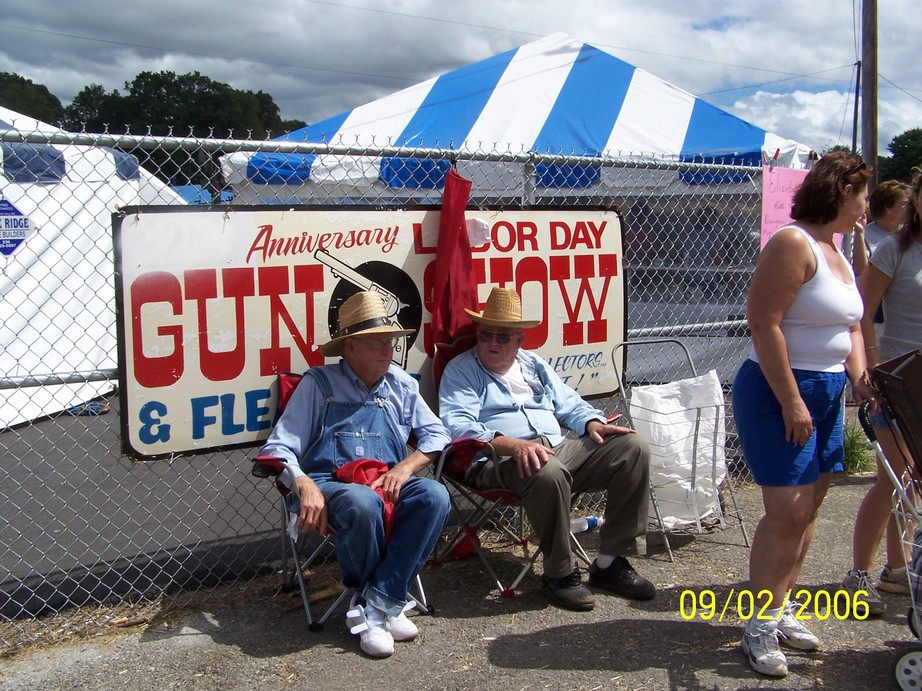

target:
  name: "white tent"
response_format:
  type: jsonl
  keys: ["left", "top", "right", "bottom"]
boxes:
{"left": 0, "top": 106, "right": 186, "bottom": 430}
{"left": 222, "top": 33, "right": 813, "bottom": 203}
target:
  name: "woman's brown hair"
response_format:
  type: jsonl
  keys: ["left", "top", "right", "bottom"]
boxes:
{"left": 897, "top": 166, "right": 922, "bottom": 252}
{"left": 791, "top": 151, "right": 871, "bottom": 224}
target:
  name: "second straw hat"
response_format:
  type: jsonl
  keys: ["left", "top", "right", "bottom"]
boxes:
{"left": 464, "top": 287, "right": 540, "bottom": 329}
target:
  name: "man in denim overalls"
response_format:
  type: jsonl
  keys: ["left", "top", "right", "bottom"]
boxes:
{"left": 260, "top": 291, "right": 450, "bottom": 657}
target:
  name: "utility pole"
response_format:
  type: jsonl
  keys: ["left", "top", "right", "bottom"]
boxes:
{"left": 862, "top": 0, "right": 878, "bottom": 188}
{"left": 852, "top": 61, "right": 861, "bottom": 155}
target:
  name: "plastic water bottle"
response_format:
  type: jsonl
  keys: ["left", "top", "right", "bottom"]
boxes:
{"left": 570, "top": 515, "right": 602, "bottom": 533}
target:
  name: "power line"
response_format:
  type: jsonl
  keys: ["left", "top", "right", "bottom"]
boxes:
{"left": 1, "top": 9, "right": 917, "bottom": 112}
{"left": 881, "top": 74, "right": 922, "bottom": 103}
{"left": 299, "top": 0, "right": 847, "bottom": 81}
{"left": 0, "top": 22, "right": 416, "bottom": 84}
{"left": 0, "top": 14, "right": 880, "bottom": 96}
{"left": 702, "top": 65, "right": 856, "bottom": 96}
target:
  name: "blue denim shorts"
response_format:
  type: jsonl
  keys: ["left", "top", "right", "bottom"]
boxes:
{"left": 732, "top": 359, "right": 846, "bottom": 486}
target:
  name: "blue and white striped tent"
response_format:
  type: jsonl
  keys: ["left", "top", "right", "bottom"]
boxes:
{"left": 222, "top": 33, "right": 811, "bottom": 203}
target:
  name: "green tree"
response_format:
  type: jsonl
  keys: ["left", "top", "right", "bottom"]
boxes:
{"left": 61, "top": 83, "right": 128, "bottom": 132}
{"left": 823, "top": 144, "right": 855, "bottom": 155}
{"left": 877, "top": 128, "right": 922, "bottom": 183}
{"left": 64, "top": 71, "right": 293, "bottom": 139}
{"left": 62, "top": 71, "right": 305, "bottom": 188}
{"left": 281, "top": 118, "right": 307, "bottom": 134}
{"left": 0, "top": 72, "right": 64, "bottom": 125}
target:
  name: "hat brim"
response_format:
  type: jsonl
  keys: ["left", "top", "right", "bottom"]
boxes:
{"left": 320, "top": 324, "right": 415, "bottom": 357}
{"left": 464, "top": 308, "right": 540, "bottom": 330}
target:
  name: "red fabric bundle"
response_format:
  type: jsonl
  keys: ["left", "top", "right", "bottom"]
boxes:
{"left": 334, "top": 459, "right": 396, "bottom": 541}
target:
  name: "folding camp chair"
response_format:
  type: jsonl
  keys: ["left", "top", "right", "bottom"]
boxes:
{"left": 612, "top": 338, "right": 749, "bottom": 562}
{"left": 431, "top": 339, "right": 591, "bottom": 597}
{"left": 252, "top": 371, "right": 430, "bottom": 631}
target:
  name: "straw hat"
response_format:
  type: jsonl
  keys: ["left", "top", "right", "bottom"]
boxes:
{"left": 320, "top": 291, "right": 415, "bottom": 357}
{"left": 464, "top": 287, "right": 540, "bottom": 329}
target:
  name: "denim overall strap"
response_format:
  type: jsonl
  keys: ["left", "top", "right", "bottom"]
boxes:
{"left": 305, "top": 366, "right": 334, "bottom": 398}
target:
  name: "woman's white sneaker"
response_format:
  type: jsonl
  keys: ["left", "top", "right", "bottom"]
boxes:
{"left": 742, "top": 626, "right": 788, "bottom": 677}
{"left": 879, "top": 565, "right": 911, "bottom": 594}
{"left": 778, "top": 601, "right": 819, "bottom": 651}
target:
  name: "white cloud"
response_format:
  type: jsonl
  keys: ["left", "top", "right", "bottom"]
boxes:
{"left": 731, "top": 89, "right": 856, "bottom": 153}
{"left": 0, "top": 0, "right": 917, "bottom": 153}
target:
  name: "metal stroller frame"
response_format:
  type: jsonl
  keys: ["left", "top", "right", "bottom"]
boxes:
{"left": 858, "top": 349, "right": 922, "bottom": 689}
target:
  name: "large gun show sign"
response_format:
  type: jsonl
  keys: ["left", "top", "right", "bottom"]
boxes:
{"left": 113, "top": 206, "right": 625, "bottom": 458}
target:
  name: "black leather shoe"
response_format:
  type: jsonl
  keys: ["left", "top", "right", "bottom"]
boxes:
{"left": 541, "top": 567, "right": 596, "bottom": 611}
{"left": 588, "top": 556, "right": 656, "bottom": 600}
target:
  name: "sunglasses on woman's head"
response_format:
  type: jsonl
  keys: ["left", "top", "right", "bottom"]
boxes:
{"left": 840, "top": 160, "right": 867, "bottom": 187}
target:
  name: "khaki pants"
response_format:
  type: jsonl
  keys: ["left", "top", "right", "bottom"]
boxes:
{"left": 467, "top": 433, "right": 650, "bottom": 579}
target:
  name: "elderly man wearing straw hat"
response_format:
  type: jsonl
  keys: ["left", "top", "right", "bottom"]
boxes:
{"left": 438, "top": 287, "right": 654, "bottom": 611}
{"left": 259, "top": 291, "right": 450, "bottom": 657}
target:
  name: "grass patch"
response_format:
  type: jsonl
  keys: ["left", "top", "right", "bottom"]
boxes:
{"left": 844, "top": 419, "right": 876, "bottom": 474}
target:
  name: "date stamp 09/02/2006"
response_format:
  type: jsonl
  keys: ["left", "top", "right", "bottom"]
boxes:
{"left": 678, "top": 588, "right": 874, "bottom": 622}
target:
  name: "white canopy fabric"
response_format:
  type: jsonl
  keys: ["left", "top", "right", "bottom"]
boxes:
{"left": 222, "top": 33, "right": 813, "bottom": 202}
{"left": 0, "top": 106, "right": 185, "bottom": 430}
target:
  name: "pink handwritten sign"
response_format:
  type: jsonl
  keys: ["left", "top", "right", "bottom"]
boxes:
{"left": 760, "top": 165, "right": 808, "bottom": 249}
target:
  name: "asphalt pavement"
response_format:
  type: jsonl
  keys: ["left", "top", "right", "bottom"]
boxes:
{"left": 2, "top": 473, "right": 917, "bottom": 690}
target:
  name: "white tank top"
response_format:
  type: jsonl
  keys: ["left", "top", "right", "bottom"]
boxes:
{"left": 750, "top": 225, "right": 863, "bottom": 372}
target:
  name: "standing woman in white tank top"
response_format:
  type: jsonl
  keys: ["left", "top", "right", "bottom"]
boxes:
{"left": 731, "top": 152, "right": 876, "bottom": 678}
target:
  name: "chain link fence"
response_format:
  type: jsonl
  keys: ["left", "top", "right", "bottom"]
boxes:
{"left": 0, "top": 125, "right": 761, "bottom": 648}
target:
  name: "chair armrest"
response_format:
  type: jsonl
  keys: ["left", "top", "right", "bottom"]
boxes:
{"left": 252, "top": 455, "right": 303, "bottom": 498}
{"left": 433, "top": 438, "right": 498, "bottom": 483}
{"left": 252, "top": 455, "right": 287, "bottom": 478}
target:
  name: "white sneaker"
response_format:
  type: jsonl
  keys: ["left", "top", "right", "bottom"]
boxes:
{"left": 742, "top": 626, "right": 787, "bottom": 677}
{"left": 778, "top": 601, "right": 819, "bottom": 651}
{"left": 386, "top": 612, "right": 419, "bottom": 641}
{"left": 346, "top": 603, "right": 394, "bottom": 657}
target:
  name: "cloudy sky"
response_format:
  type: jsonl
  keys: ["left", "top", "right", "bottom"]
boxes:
{"left": 0, "top": 0, "right": 917, "bottom": 155}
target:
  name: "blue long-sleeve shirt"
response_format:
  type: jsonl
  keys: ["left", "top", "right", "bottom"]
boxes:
{"left": 438, "top": 348, "right": 605, "bottom": 446}
{"left": 259, "top": 360, "right": 450, "bottom": 481}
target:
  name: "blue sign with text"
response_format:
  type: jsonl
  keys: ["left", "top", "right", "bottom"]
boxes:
{"left": 0, "top": 199, "right": 32, "bottom": 255}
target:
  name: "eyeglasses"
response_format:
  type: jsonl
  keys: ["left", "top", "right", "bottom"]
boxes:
{"left": 840, "top": 160, "right": 867, "bottom": 187}
{"left": 477, "top": 330, "right": 515, "bottom": 346}
{"left": 353, "top": 336, "right": 399, "bottom": 350}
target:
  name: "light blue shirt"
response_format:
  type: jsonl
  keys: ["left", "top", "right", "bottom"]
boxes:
{"left": 438, "top": 348, "right": 605, "bottom": 446}
{"left": 259, "top": 360, "right": 450, "bottom": 480}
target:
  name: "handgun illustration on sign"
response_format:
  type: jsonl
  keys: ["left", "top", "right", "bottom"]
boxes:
{"left": 314, "top": 248, "right": 411, "bottom": 368}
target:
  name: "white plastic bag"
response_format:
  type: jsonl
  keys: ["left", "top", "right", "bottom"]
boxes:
{"left": 629, "top": 369, "right": 726, "bottom": 529}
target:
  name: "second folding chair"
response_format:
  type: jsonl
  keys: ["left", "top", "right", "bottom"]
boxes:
{"left": 432, "top": 437, "right": 592, "bottom": 596}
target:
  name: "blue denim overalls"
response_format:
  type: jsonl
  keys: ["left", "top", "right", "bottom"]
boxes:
{"left": 300, "top": 367, "right": 406, "bottom": 474}
{"left": 298, "top": 366, "right": 449, "bottom": 616}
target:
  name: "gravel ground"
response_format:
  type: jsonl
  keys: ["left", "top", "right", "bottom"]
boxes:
{"left": 1, "top": 473, "right": 918, "bottom": 690}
